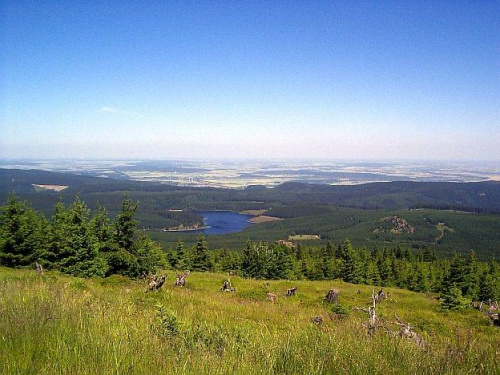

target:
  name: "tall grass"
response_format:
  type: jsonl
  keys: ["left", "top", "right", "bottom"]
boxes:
{"left": 1, "top": 268, "right": 498, "bottom": 374}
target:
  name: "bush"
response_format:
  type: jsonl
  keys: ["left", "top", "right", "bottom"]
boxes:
{"left": 152, "top": 304, "right": 180, "bottom": 338}
{"left": 331, "top": 302, "right": 349, "bottom": 316}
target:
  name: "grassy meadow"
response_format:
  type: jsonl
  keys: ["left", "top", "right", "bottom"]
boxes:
{"left": 1, "top": 267, "right": 499, "bottom": 374}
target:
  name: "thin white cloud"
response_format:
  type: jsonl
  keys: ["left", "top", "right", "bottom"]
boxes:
{"left": 99, "top": 107, "right": 119, "bottom": 113}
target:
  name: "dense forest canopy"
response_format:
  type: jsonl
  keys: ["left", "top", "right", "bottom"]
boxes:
{"left": 1, "top": 168, "right": 500, "bottom": 257}
{"left": 1, "top": 194, "right": 499, "bottom": 310}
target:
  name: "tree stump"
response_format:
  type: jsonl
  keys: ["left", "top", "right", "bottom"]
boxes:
{"left": 266, "top": 293, "right": 277, "bottom": 303}
{"left": 146, "top": 274, "right": 167, "bottom": 292}
{"left": 221, "top": 279, "right": 235, "bottom": 292}
{"left": 373, "top": 288, "right": 387, "bottom": 305}
{"left": 325, "top": 289, "right": 340, "bottom": 303}
{"left": 35, "top": 261, "right": 43, "bottom": 276}
{"left": 175, "top": 271, "right": 190, "bottom": 287}
{"left": 311, "top": 316, "right": 323, "bottom": 325}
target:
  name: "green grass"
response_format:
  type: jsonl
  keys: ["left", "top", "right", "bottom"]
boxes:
{"left": 1, "top": 267, "right": 499, "bottom": 374}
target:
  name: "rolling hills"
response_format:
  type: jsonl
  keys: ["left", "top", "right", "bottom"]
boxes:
{"left": 1, "top": 168, "right": 499, "bottom": 257}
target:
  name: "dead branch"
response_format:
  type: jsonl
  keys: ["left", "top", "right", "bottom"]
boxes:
{"left": 353, "top": 290, "right": 380, "bottom": 335}
{"left": 373, "top": 288, "right": 387, "bottom": 305}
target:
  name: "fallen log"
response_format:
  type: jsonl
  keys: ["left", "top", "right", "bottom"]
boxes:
{"left": 394, "top": 314, "right": 425, "bottom": 347}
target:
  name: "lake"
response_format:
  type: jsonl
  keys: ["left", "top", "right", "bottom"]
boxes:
{"left": 198, "top": 211, "right": 253, "bottom": 235}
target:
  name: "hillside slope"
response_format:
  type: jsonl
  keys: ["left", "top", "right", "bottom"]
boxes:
{"left": 1, "top": 268, "right": 498, "bottom": 374}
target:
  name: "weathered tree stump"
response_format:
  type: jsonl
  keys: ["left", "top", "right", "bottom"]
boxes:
{"left": 373, "top": 288, "right": 387, "bottom": 305}
{"left": 488, "top": 313, "right": 500, "bottom": 327}
{"left": 220, "top": 279, "right": 235, "bottom": 292}
{"left": 311, "top": 316, "right": 323, "bottom": 325}
{"left": 35, "top": 261, "right": 43, "bottom": 276}
{"left": 325, "top": 289, "right": 340, "bottom": 303}
{"left": 175, "top": 271, "right": 190, "bottom": 287}
{"left": 146, "top": 274, "right": 167, "bottom": 293}
{"left": 266, "top": 292, "right": 277, "bottom": 303}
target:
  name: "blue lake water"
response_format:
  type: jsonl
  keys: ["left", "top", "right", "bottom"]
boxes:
{"left": 198, "top": 211, "right": 253, "bottom": 235}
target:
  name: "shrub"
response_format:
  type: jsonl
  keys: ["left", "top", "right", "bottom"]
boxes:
{"left": 152, "top": 304, "right": 180, "bottom": 338}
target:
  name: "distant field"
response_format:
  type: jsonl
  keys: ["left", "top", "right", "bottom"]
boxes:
{"left": 288, "top": 234, "right": 321, "bottom": 241}
{"left": 248, "top": 215, "right": 282, "bottom": 224}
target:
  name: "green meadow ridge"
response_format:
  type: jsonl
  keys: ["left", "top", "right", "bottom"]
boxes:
{"left": 1, "top": 268, "right": 499, "bottom": 374}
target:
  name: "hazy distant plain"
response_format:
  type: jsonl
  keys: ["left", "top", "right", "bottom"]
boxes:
{"left": 1, "top": 159, "right": 498, "bottom": 189}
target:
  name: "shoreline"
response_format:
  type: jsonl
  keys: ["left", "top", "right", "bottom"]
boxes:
{"left": 163, "top": 226, "right": 211, "bottom": 232}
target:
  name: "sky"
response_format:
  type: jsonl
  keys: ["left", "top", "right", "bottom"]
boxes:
{"left": 1, "top": 1, "right": 499, "bottom": 161}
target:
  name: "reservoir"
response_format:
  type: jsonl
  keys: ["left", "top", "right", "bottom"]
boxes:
{"left": 198, "top": 211, "right": 253, "bottom": 235}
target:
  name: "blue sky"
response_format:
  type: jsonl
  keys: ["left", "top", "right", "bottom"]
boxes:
{"left": 1, "top": 1, "right": 499, "bottom": 160}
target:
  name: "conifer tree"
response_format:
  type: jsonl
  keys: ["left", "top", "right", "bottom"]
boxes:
{"left": 192, "top": 235, "right": 211, "bottom": 271}
{"left": 113, "top": 194, "right": 138, "bottom": 252}
{"left": 340, "top": 240, "right": 362, "bottom": 283}
{"left": 0, "top": 194, "right": 50, "bottom": 267}
{"left": 463, "top": 251, "right": 480, "bottom": 299}
{"left": 441, "top": 283, "right": 468, "bottom": 310}
{"left": 57, "top": 197, "right": 108, "bottom": 278}
{"left": 133, "top": 235, "right": 166, "bottom": 275}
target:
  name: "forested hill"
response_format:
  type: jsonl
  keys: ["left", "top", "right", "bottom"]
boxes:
{"left": 272, "top": 180, "right": 500, "bottom": 212}
{"left": 1, "top": 168, "right": 500, "bottom": 213}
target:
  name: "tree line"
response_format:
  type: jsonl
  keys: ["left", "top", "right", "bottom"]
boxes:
{"left": 0, "top": 193, "right": 166, "bottom": 278}
{"left": 1, "top": 194, "right": 499, "bottom": 309}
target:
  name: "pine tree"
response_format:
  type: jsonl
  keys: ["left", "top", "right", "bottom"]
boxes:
{"left": 478, "top": 260, "right": 500, "bottom": 302}
{"left": 174, "top": 238, "right": 186, "bottom": 270}
{"left": 113, "top": 194, "right": 138, "bottom": 252}
{"left": 441, "top": 283, "right": 468, "bottom": 310}
{"left": 0, "top": 194, "right": 50, "bottom": 267}
{"left": 57, "top": 197, "right": 108, "bottom": 278}
{"left": 89, "top": 206, "right": 113, "bottom": 253}
{"left": 340, "top": 240, "right": 362, "bottom": 284}
{"left": 463, "top": 251, "right": 480, "bottom": 300}
{"left": 378, "top": 257, "right": 395, "bottom": 286}
{"left": 192, "top": 236, "right": 211, "bottom": 272}
{"left": 365, "top": 261, "right": 382, "bottom": 286}
{"left": 443, "top": 254, "right": 467, "bottom": 294}
{"left": 133, "top": 235, "right": 166, "bottom": 275}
